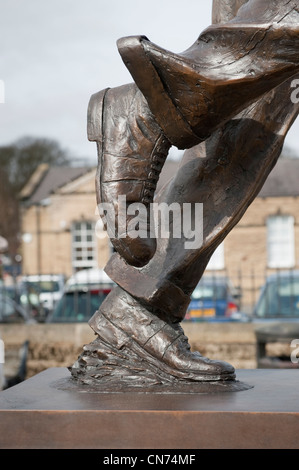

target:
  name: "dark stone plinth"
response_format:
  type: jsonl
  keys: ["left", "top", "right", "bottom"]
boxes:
{"left": 0, "top": 368, "right": 298, "bottom": 449}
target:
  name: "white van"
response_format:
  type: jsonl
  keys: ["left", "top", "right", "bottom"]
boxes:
{"left": 20, "top": 274, "right": 65, "bottom": 318}
{"left": 65, "top": 268, "right": 114, "bottom": 291}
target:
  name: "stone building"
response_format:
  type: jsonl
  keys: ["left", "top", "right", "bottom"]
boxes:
{"left": 222, "top": 157, "right": 299, "bottom": 308}
{"left": 19, "top": 163, "right": 110, "bottom": 277}
{"left": 19, "top": 157, "right": 299, "bottom": 309}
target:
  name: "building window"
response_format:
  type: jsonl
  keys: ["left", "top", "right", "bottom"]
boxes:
{"left": 267, "top": 215, "right": 295, "bottom": 268}
{"left": 71, "top": 221, "right": 97, "bottom": 271}
{"left": 207, "top": 243, "right": 225, "bottom": 270}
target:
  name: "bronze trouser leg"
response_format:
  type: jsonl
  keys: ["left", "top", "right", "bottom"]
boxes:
{"left": 118, "top": 0, "right": 299, "bottom": 149}
{"left": 105, "top": 75, "right": 299, "bottom": 322}
{"left": 72, "top": 0, "right": 299, "bottom": 385}
{"left": 104, "top": 0, "right": 299, "bottom": 323}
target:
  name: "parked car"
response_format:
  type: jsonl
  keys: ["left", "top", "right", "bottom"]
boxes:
{"left": 0, "top": 283, "right": 21, "bottom": 303}
{"left": 185, "top": 276, "right": 241, "bottom": 322}
{"left": 19, "top": 274, "right": 65, "bottom": 321}
{"left": 47, "top": 268, "right": 114, "bottom": 323}
{"left": 252, "top": 271, "right": 299, "bottom": 368}
{"left": 47, "top": 287, "right": 112, "bottom": 323}
{"left": 0, "top": 292, "right": 35, "bottom": 323}
{"left": 253, "top": 270, "right": 299, "bottom": 320}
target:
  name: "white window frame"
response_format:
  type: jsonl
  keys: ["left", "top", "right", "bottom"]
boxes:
{"left": 71, "top": 221, "right": 97, "bottom": 271}
{"left": 267, "top": 215, "right": 295, "bottom": 269}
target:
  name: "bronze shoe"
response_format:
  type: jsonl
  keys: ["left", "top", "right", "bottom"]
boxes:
{"left": 89, "top": 286, "right": 236, "bottom": 382}
{"left": 117, "top": 22, "right": 299, "bottom": 149}
{"left": 88, "top": 83, "right": 171, "bottom": 267}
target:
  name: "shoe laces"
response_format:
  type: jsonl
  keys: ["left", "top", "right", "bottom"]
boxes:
{"left": 141, "top": 134, "right": 170, "bottom": 205}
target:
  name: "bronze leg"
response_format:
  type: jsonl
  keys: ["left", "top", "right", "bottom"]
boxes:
{"left": 70, "top": 0, "right": 299, "bottom": 387}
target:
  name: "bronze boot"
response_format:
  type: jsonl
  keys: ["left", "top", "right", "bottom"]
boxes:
{"left": 87, "top": 286, "right": 236, "bottom": 383}
{"left": 117, "top": 20, "right": 299, "bottom": 149}
{"left": 88, "top": 83, "right": 172, "bottom": 267}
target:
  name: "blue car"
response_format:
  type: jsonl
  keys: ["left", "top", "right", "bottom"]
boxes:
{"left": 253, "top": 270, "right": 299, "bottom": 320}
{"left": 185, "top": 277, "right": 240, "bottom": 322}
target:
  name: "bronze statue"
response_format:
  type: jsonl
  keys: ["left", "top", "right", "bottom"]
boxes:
{"left": 70, "top": 0, "right": 299, "bottom": 391}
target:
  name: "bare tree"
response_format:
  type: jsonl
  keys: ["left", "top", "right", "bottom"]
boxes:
{"left": 0, "top": 137, "right": 70, "bottom": 267}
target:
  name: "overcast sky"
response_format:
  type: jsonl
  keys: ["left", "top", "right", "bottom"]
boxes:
{"left": 1, "top": 0, "right": 299, "bottom": 165}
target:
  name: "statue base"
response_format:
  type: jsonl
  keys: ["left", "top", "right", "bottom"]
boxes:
{"left": 0, "top": 367, "right": 299, "bottom": 449}
{"left": 69, "top": 335, "right": 247, "bottom": 392}
{"left": 70, "top": 288, "right": 238, "bottom": 386}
